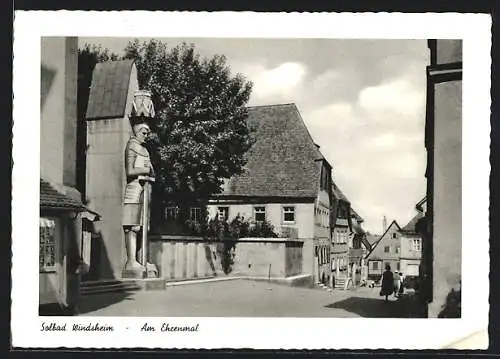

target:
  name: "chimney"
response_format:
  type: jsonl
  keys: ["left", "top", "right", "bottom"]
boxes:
{"left": 383, "top": 216, "right": 387, "bottom": 233}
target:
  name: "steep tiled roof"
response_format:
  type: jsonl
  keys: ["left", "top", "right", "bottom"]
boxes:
{"left": 400, "top": 212, "right": 424, "bottom": 234}
{"left": 352, "top": 221, "right": 365, "bottom": 235}
{"left": 332, "top": 182, "right": 350, "bottom": 203}
{"left": 215, "top": 103, "right": 323, "bottom": 198}
{"left": 86, "top": 59, "right": 135, "bottom": 120}
{"left": 40, "top": 179, "right": 86, "bottom": 211}
{"left": 351, "top": 208, "right": 363, "bottom": 222}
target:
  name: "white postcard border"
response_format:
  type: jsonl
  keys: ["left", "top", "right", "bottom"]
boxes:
{"left": 12, "top": 11, "right": 491, "bottom": 349}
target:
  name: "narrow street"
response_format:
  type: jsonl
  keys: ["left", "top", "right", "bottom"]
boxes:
{"left": 77, "top": 279, "right": 421, "bottom": 318}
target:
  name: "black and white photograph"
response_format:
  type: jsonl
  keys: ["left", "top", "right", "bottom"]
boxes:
{"left": 12, "top": 12, "right": 491, "bottom": 350}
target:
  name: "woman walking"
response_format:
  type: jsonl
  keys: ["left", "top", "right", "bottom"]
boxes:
{"left": 380, "top": 264, "right": 394, "bottom": 302}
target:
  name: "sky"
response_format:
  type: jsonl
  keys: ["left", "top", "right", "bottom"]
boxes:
{"left": 79, "top": 37, "right": 429, "bottom": 234}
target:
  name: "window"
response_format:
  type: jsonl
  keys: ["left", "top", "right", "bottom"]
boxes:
{"left": 372, "top": 261, "right": 379, "bottom": 270}
{"left": 413, "top": 239, "right": 422, "bottom": 251}
{"left": 40, "top": 217, "right": 58, "bottom": 272}
{"left": 384, "top": 245, "right": 390, "bottom": 253}
{"left": 217, "top": 207, "right": 229, "bottom": 221}
{"left": 165, "top": 206, "right": 179, "bottom": 220}
{"left": 395, "top": 246, "right": 400, "bottom": 254}
{"left": 283, "top": 206, "right": 295, "bottom": 223}
{"left": 254, "top": 206, "right": 266, "bottom": 222}
{"left": 392, "top": 233, "right": 397, "bottom": 239}
{"left": 397, "top": 262, "right": 401, "bottom": 270}
{"left": 189, "top": 207, "right": 201, "bottom": 223}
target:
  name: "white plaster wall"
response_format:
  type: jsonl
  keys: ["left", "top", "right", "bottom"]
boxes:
{"left": 429, "top": 80, "right": 462, "bottom": 317}
{"left": 40, "top": 37, "right": 66, "bottom": 186}
{"left": 207, "top": 202, "right": 315, "bottom": 239}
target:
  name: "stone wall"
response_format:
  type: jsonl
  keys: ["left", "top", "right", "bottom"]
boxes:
{"left": 149, "top": 235, "right": 305, "bottom": 281}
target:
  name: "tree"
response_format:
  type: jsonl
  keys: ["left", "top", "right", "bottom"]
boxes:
{"left": 122, "top": 39, "right": 254, "bottom": 222}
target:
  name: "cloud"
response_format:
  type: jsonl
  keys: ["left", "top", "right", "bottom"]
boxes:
{"left": 365, "top": 132, "right": 423, "bottom": 150}
{"left": 305, "top": 102, "right": 355, "bottom": 131}
{"left": 236, "top": 62, "right": 308, "bottom": 104}
{"left": 357, "top": 79, "right": 425, "bottom": 117}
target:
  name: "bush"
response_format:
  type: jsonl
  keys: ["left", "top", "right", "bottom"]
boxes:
{"left": 198, "top": 214, "right": 278, "bottom": 274}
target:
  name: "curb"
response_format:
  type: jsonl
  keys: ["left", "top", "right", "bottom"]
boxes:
{"left": 165, "top": 274, "right": 313, "bottom": 287}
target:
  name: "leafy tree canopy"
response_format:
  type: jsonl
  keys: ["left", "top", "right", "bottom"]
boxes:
{"left": 122, "top": 39, "right": 254, "bottom": 203}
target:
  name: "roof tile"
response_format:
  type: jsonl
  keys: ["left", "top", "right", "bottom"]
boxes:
{"left": 40, "top": 178, "right": 85, "bottom": 211}
{"left": 86, "top": 59, "right": 135, "bottom": 120}
{"left": 214, "top": 104, "right": 323, "bottom": 198}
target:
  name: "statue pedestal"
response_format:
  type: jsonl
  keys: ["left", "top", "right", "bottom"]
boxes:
{"left": 122, "top": 267, "right": 146, "bottom": 279}
{"left": 146, "top": 263, "right": 159, "bottom": 278}
{"left": 122, "top": 263, "right": 159, "bottom": 279}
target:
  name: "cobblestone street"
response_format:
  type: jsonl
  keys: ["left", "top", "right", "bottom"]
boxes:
{"left": 77, "top": 279, "right": 420, "bottom": 318}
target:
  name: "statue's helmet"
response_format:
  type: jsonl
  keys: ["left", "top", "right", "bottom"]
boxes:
{"left": 133, "top": 123, "right": 151, "bottom": 135}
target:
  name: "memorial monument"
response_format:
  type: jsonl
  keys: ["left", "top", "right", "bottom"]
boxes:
{"left": 122, "top": 90, "right": 158, "bottom": 279}
{"left": 85, "top": 60, "right": 161, "bottom": 281}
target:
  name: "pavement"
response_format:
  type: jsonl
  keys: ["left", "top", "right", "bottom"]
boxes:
{"left": 77, "top": 279, "right": 420, "bottom": 318}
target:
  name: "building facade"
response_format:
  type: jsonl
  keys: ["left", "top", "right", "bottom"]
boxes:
{"left": 420, "top": 39, "right": 462, "bottom": 318}
{"left": 207, "top": 104, "right": 333, "bottom": 285}
{"left": 330, "top": 183, "right": 352, "bottom": 287}
{"left": 40, "top": 37, "right": 98, "bottom": 314}
{"left": 365, "top": 220, "right": 402, "bottom": 280}
{"left": 399, "top": 211, "right": 424, "bottom": 278}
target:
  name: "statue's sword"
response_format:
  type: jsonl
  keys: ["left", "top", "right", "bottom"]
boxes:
{"left": 139, "top": 175, "right": 155, "bottom": 278}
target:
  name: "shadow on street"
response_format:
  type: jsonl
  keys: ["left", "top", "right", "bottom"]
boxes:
{"left": 77, "top": 292, "right": 135, "bottom": 315}
{"left": 325, "top": 295, "right": 410, "bottom": 318}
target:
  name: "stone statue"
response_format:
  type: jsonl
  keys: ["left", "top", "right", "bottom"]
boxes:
{"left": 123, "top": 122, "right": 155, "bottom": 273}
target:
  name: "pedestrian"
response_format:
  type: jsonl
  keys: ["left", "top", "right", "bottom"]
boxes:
{"left": 399, "top": 272, "right": 405, "bottom": 295}
{"left": 380, "top": 264, "right": 394, "bottom": 302}
{"left": 393, "top": 270, "right": 401, "bottom": 297}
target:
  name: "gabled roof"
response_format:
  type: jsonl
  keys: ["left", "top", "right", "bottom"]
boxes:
{"left": 364, "top": 220, "right": 401, "bottom": 259}
{"left": 214, "top": 103, "right": 324, "bottom": 198}
{"left": 416, "top": 196, "right": 427, "bottom": 212}
{"left": 86, "top": 59, "right": 135, "bottom": 120}
{"left": 400, "top": 212, "right": 425, "bottom": 235}
{"left": 40, "top": 178, "right": 86, "bottom": 211}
